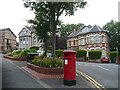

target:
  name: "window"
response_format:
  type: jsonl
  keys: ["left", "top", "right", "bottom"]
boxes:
{"left": 90, "top": 36, "right": 94, "bottom": 44}
{"left": 95, "top": 35, "right": 99, "bottom": 43}
{"left": 26, "top": 38, "right": 29, "bottom": 44}
{"left": 102, "top": 35, "right": 105, "bottom": 43}
{"left": 23, "top": 38, "right": 25, "bottom": 44}
{"left": 81, "top": 38, "right": 85, "bottom": 45}
{"left": 73, "top": 40, "right": 75, "bottom": 45}
{"left": 69, "top": 41, "right": 71, "bottom": 46}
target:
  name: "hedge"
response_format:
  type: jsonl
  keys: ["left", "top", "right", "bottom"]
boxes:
{"left": 110, "top": 51, "right": 118, "bottom": 60}
{"left": 76, "top": 50, "right": 87, "bottom": 58}
{"left": 30, "top": 46, "right": 39, "bottom": 50}
{"left": 55, "top": 50, "right": 64, "bottom": 57}
{"left": 89, "top": 50, "right": 102, "bottom": 60}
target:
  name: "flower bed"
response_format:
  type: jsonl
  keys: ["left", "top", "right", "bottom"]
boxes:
{"left": 27, "top": 63, "right": 63, "bottom": 75}
{"left": 4, "top": 55, "right": 27, "bottom": 61}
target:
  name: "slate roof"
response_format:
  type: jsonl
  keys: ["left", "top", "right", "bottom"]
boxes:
{"left": 89, "top": 25, "right": 105, "bottom": 33}
{"left": 68, "top": 25, "right": 107, "bottom": 38}
{"left": 68, "top": 29, "right": 82, "bottom": 38}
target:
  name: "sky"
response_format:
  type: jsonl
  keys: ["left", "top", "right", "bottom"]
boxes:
{"left": 0, "top": 0, "right": 119, "bottom": 41}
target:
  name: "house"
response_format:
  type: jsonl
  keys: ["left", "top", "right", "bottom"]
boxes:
{"left": 0, "top": 28, "right": 17, "bottom": 53}
{"left": 67, "top": 25, "right": 110, "bottom": 57}
{"left": 18, "top": 26, "right": 43, "bottom": 50}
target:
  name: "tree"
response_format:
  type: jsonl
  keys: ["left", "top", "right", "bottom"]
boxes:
{"left": 58, "top": 23, "right": 84, "bottom": 49}
{"left": 23, "top": 1, "right": 87, "bottom": 59}
{"left": 59, "top": 23, "right": 84, "bottom": 37}
{"left": 103, "top": 20, "right": 120, "bottom": 53}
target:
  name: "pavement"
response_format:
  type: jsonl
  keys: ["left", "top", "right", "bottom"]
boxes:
{"left": 2, "top": 54, "right": 96, "bottom": 89}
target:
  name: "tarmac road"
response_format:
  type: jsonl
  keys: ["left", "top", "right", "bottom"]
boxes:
{"left": 0, "top": 52, "right": 2, "bottom": 89}
{"left": 2, "top": 56, "right": 44, "bottom": 89}
{"left": 76, "top": 62, "right": 119, "bottom": 89}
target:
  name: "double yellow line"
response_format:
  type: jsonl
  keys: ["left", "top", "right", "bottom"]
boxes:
{"left": 76, "top": 70, "right": 106, "bottom": 90}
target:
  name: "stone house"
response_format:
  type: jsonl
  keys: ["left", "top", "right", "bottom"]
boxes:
{"left": 18, "top": 26, "right": 43, "bottom": 50}
{"left": 67, "top": 25, "right": 110, "bottom": 57}
{"left": 0, "top": 28, "right": 17, "bottom": 53}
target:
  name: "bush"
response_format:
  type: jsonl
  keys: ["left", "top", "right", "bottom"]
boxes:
{"left": 13, "top": 51, "right": 28, "bottom": 58}
{"left": 55, "top": 50, "right": 63, "bottom": 57}
{"left": 31, "top": 56, "right": 64, "bottom": 68}
{"left": 76, "top": 50, "right": 87, "bottom": 58}
{"left": 30, "top": 46, "right": 39, "bottom": 50}
{"left": 6, "top": 52, "right": 13, "bottom": 56}
{"left": 89, "top": 50, "right": 102, "bottom": 60}
{"left": 110, "top": 51, "right": 118, "bottom": 60}
{"left": 24, "top": 49, "right": 37, "bottom": 53}
{"left": 47, "top": 50, "right": 52, "bottom": 53}
{"left": 12, "top": 50, "right": 21, "bottom": 55}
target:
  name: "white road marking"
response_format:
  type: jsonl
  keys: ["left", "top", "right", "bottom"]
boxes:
{"left": 98, "top": 66, "right": 109, "bottom": 71}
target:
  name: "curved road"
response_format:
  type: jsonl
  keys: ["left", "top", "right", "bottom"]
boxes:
{"left": 76, "top": 62, "right": 119, "bottom": 89}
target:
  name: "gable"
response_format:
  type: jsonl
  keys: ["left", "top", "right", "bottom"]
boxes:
{"left": 19, "top": 27, "right": 31, "bottom": 37}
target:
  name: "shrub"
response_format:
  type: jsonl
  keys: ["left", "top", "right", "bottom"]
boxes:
{"left": 30, "top": 46, "right": 39, "bottom": 50}
{"left": 6, "top": 52, "right": 13, "bottom": 56}
{"left": 110, "top": 51, "right": 118, "bottom": 60}
{"left": 12, "top": 50, "right": 21, "bottom": 55}
{"left": 13, "top": 51, "right": 28, "bottom": 58}
{"left": 47, "top": 50, "right": 52, "bottom": 53}
{"left": 31, "top": 56, "right": 64, "bottom": 68}
{"left": 55, "top": 50, "right": 63, "bottom": 57}
{"left": 89, "top": 50, "right": 102, "bottom": 60}
{"left": 24, "top": 49, "right": 37, "bottom": 53}
{"left": 76, "top": 50, "right": 87, "bottom": 58}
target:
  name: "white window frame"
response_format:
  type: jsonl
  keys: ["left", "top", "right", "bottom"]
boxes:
{"left": 90, "top": 36, "right": 94, "bottom": 44}
{"left": 102, "top": 35, "right": 105, "bottom": 43}
{"left": 81, "top": 38, "right": 85, "bottom": 45}
{"left": 95, "top": 35, "right": 99, "bottom": 43}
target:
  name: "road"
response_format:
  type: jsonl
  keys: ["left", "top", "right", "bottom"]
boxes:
{"left": 76, "top": 61, "right": 119, "bottom": 89}
{"left": 0, "top": 52, "right": 2, "bottom": 89}
{"left": 2, "top": 54, "right": 45, "bottom": 89}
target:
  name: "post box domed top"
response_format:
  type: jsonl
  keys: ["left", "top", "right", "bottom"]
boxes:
{"left": 63, "top": 50, "right": 76, "bottom": 53}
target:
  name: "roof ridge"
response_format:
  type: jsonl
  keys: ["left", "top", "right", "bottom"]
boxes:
{"left": 95, "top": 25, "right": 101, "bottom": 31}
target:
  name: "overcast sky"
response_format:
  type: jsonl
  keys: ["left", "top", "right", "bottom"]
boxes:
{"left": 0, "top": 0, "right": 119, "bottom": 41}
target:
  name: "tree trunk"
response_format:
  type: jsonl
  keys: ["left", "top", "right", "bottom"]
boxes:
{"left": 51, "top": 4, "right": 56, "bottom": 60}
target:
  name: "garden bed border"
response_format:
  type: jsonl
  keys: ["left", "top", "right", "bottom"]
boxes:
{"left": 4, "top": 55, "right": 27, "bottom": 61}
{"left": 27, "top": 63, "right": 63, "bottom": 75}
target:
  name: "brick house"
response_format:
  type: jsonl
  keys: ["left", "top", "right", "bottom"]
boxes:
{"left": 67, "top": 25, "right": 110, "bottom": 57}
{"left": 0, "top": 28, "right": 17, "bottom": 53}
{"left": 18, "top": 26, "right": 43, "bottom": 50}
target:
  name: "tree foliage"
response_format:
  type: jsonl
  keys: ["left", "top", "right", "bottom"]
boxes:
{"left": 59, "top": 23, "right": 84, "bottom": 37}
{"left": 23, "top": 1, "right": 87, "bottom": 59}
{"left": 103, "top": 20, "right": 120, "bottom": 53}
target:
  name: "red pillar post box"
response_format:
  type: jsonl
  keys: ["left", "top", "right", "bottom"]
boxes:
{"left": 63, "top": 50, "right": 76, "bottom": 86}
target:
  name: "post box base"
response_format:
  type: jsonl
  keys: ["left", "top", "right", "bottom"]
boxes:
{"left": 64, "top": 80, "right": 76, "bottom": 86}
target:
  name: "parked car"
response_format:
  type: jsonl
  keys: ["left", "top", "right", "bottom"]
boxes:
{"left": 101, "top": 57, "right": 109, "bottom": 63}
